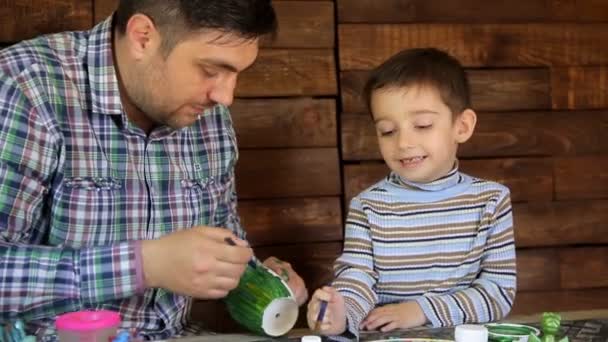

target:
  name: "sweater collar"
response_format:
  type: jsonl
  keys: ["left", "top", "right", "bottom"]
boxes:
{"left": 388, "top": 161, "right": 464, "bottom": 192}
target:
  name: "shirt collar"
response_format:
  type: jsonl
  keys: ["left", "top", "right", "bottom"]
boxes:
{"left": 87, "top": 15, "right": 123, "bottom": 117}
{"left": 388, "top": 161, "right": 464, "bottom": 192}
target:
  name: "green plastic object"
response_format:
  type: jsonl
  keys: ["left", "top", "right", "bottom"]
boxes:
{"left": 486, "top": 322, "right": 540, "bottom": 341}
{"left": 224, "top": 263, "right": 298, "bottom": 336}
{"left": 527, "top": 312, "right": 569, "bottom": 342}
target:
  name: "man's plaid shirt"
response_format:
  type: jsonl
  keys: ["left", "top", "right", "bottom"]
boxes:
{"left": 0, "top": 16, "right": 244, "bottom": 340}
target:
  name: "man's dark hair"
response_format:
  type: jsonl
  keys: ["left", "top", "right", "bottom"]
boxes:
{"left": 363, "top": 48, "right": 471, "bottom": 117}
{"left": 114, "top": 0, "right": 277, "bottom": 52}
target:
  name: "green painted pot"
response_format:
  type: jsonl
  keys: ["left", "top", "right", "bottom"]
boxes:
{"left": 486, "top": 323, "right": 541, "bottom": 342}
{"left": 224, "top": 263, "right": 298, "bottom": 336}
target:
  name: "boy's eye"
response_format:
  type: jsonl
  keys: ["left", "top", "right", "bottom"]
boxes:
{"left": 415, "top": 124, "right": 432, "bottom": 129}
{"left": 379, "top": 130, "right": 394, "bottom": 137}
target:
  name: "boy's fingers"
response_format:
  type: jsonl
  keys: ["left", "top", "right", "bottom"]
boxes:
{"left": 323, "top": 307, "right": 331, "bottom": 323}
{"left": 380, "top": 322, "right": 398, "bottom": 332}
{"left": 312, "top": 289, "right": 332, "bottom": 302}
{"left": 366, "top": 315, "right": 390, "bottom": 330}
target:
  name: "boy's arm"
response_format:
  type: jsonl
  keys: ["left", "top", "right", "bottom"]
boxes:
{"left": 333, "top": 197, "right": 379, "bottom": 337}
{"left": 0, "top": 75, "right": 141, "bottom": 320}
{"left": 415, "top": 189, "right": 517, "bottom": 327}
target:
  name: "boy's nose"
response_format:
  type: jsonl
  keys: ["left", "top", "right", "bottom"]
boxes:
{"left": 397, "top": 131, "right": 415, "bottom": 149}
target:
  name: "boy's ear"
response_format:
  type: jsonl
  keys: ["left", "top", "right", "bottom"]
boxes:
{"left": 454, "top": 109, "right": 477, "bottom": 143}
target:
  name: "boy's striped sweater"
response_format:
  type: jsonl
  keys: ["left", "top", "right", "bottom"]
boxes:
{"left": 333, "top": 166, "right": 517, "bottom": 337}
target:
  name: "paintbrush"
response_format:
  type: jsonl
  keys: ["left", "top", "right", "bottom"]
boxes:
{"left": 314, "top": 298, "right": 329, "bottom": 332}
{"left": 224, "top": 237, "right": 257, "bottom": 269}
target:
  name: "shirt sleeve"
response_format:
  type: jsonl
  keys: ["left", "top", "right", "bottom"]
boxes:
{"left": 415, "top": 188, "right": 517, "bottom": 327}
{"left": 333, "top": 197, "right": 379, "bottom": 338}
{"left": 0, "top": 73, "right": 141, "bottom": 321}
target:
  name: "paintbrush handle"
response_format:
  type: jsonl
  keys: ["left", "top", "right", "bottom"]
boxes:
{"left": 224, "top": 237, "right": 257, "bottom": 268}
{"left": 314, "top": 299, "right": 329, "bottom": 331}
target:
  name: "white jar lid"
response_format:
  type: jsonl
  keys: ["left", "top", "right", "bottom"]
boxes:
{"left": 301, "top": 336, "right": 322, "bottom": 342}
{"left": 455, "top": 324, "right": 489, "bottom": 342}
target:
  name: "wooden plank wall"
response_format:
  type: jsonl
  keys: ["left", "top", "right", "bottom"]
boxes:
{"left": 338, "top": 0, "right": 608, "bottom": 315}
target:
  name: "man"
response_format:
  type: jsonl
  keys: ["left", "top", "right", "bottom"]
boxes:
{"left": 0, "top": 0, "right": 308, "bottom": 339}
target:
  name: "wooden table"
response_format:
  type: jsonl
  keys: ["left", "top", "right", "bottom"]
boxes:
{"left": 166, "top": 309, "right": 608, "bottom": 341}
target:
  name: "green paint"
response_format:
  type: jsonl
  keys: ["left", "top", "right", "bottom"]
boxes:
{"left": 224, "top": 264, "right": 293, "bottom": 336}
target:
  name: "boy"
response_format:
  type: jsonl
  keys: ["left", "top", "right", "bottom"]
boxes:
{"left": 307, "top": 48, "right": 516, "bottom": 338}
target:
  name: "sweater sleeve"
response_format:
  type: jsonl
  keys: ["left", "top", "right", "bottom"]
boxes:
{"left": 333, "top": 197, "right": 379, "bottom": 337}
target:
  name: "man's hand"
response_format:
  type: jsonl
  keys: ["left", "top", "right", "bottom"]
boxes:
{"left": 141, "top": 227, "right": 252, "bottom": 299}
{"left": 306, "top": 287, "right": 347, "bottom": 335}
{"left": 263, "top": 257, "right": 308, "bottom": 306}
{"left": 360, "top": 301, "right": 427, "bottom": 332}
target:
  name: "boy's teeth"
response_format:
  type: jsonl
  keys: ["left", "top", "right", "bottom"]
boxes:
{"left": 404, "top": 156, "right": 423, "bottom": 162}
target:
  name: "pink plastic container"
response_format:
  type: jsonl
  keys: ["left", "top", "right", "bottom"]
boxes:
{"left": 56, "top": 310, "right": 121, "bottom": 342}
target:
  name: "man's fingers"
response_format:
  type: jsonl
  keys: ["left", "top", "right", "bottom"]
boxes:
{"left": 209, "top": 275, "right": 241, "bottom": 292}
{"left": 199, "top": 226, "right": 235, "bottom": 240}
{"left": 213, "top": 260, "right": 247, "bottom": 279}
{"left": 214, "top": 243, "right": 253, "bottom": 264}
{"left": 202, "top": 288, "right": 230, "bottom": 299}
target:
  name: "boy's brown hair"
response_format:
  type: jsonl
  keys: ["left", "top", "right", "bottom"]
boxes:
{"left": 363, "top": 48, "right": 471, "bottom": 118}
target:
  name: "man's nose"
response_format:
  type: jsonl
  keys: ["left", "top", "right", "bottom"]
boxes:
{"left": 209, "top": 74, "right": 237, "bottom": 107}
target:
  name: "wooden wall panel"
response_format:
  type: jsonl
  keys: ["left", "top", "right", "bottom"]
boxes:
{"left": 514, "top": 201, "right": 608, "bottom": 248}
{"left": 517, "top": 249, "right": 560, "bottom": 292}
{"left": 342, "top": 111, "right": 608, "bottom": 160}
{"left": 237, "top": 49, "right": 337, "bottom": 97}
{"left": 94, "top": 0, "right": 334, "bottom": 48}
{"left": 0, "top": 0, "right": 93, "bottom": 42}
{"left": 552, "top": 67, "right": 608, "bottom": 110}
{"left": 239, "top": 197, "right": 343, "bottom": 247}
{"left": 94, "top": 0, "right": 116, "bottom": 22}
{"left": 555, "top": 157, "right": 608, "bottom": 200}
{"left": 343, "top": 158, "right": 553, "bottom": 205}
{"left": 339, "top": 24, "right": 608, "bottom": 69}
{"left": 561, "top": 247, "right": 608, "bottom": 289}
{"left": 436, "top": 159, "right": 555, "bottom": 203}
{"left": 341, "top": 69, "right": 551, "bottom": 114}
{"left": 337, "top": 0, "right": 608, "bottom": 23}
{"left": 466, "top": 111, "right": 608, "bottom": 157}
{"left": 519, "top": 247, "right": 608, "bottom": 291}
{"left": 260, "top": 1, "right": 334, "bottom": 48}
{"left": 236, "top": 148, "right": 341, "bottom": 199}
{"left": 512, "top": 289, "right": 608, "bottom": 315}
{"left": 231, "top": 98, "right": 337, "bottom": 148}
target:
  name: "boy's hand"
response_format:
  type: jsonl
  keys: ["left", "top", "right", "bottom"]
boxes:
{"left": 361, "top": 301, "right": 427, "bottom": 332}
{"left": 306, "top": 286, "right": 347, "bottom": 335}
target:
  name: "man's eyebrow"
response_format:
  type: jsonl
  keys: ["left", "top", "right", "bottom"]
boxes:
{"left": 199, "top": 58, "right": 239, "bottom": 72}
{"left": 199, "top": 58, "right": 253, "bottom": 73}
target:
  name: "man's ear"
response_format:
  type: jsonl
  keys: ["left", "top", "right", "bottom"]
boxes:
{"left": 454, "top": 108, "right": 477, "bottom": 144}
{"left": 124, "top": 14, "right": 161, "bottom": 60}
